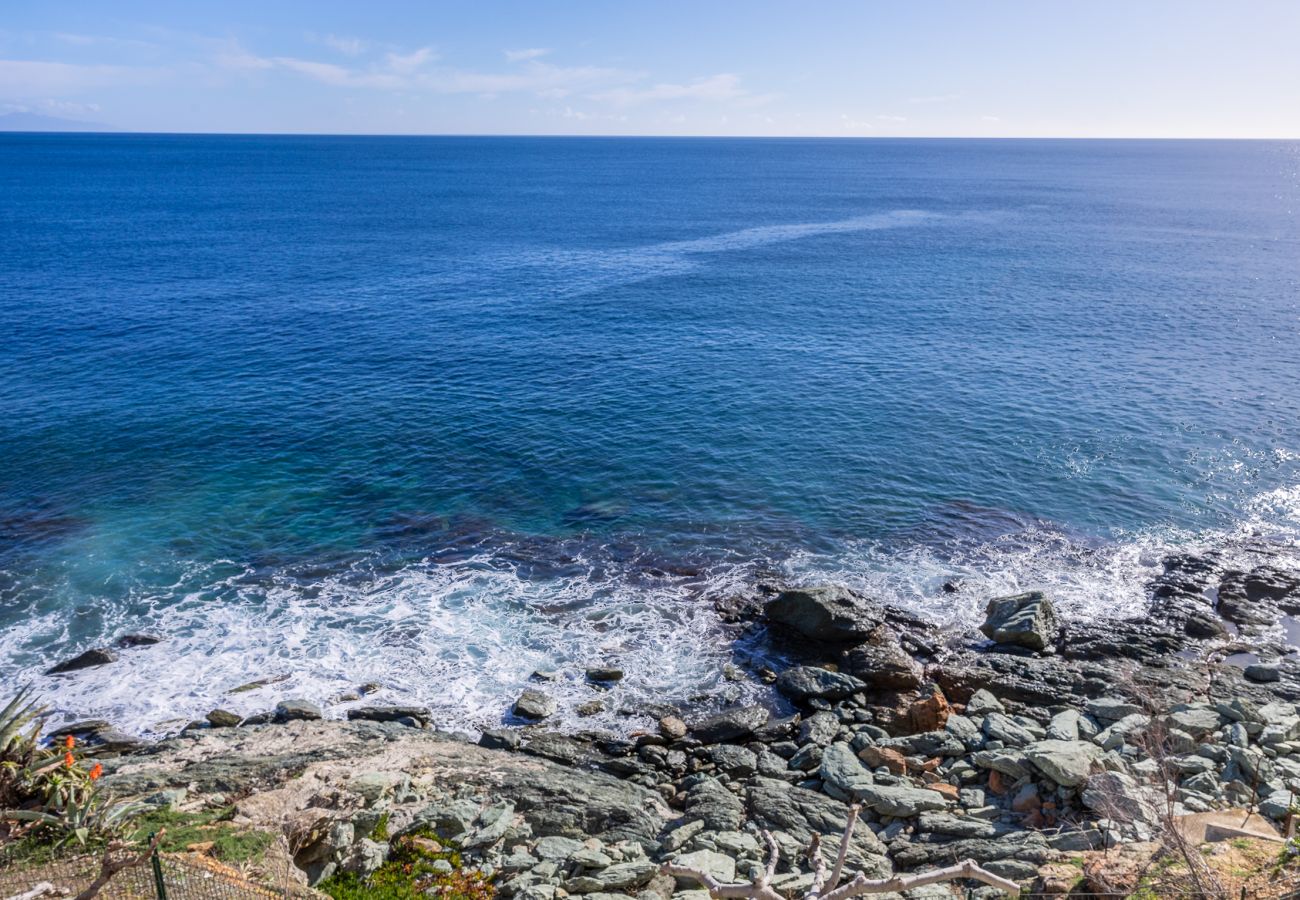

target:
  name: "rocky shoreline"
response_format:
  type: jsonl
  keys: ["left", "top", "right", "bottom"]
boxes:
{"left": 26, "top": 545, "right": 1300, "bottom": 896}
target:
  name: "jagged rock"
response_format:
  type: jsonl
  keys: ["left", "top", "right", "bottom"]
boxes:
{"left": 1024, "top": 740, "right": 1103, "bottom": 787}
{"left": 982, "top": 713, "right": 1036, "bottom": 747}
{"left": 1081, "top": 771, "right": 1159, "bottom": 826}
{"left": 514, "top": 690, "right": 558, "bottom": 720}
{"left": 707, "top": 745, "right": 758, "bottom": 778}
{"left": 479, "top": 729, "right": 522, "bottom": 751}
{"left": 980, "top": 591, "right": 1059, "bottom": 652}
{"left": 853, "top": 783, "right": 949, "bottom": 817}
{"left": 206, "top": 709, "right": 241, "bottom": 728}
{"left": 890, "top": 829, "right": 1050, "bottom": 869}
{"left": 798, "top": 711, "right": 840, "bottom": 747}
{"left": 1245, "top": 663, "right": 1282, "bottom": 683}
{"left": 566, "top": 861, "right": 658, "bottom": 893}
{"left": 46, "top": 647, "right": 118, "bottom": 674}
{"left": 116, "top": 633, "right": 162, "bottom": 648}
{"left": 683, "top": 777, "right": 745, "bottom": 832}
{"left": 908, "top": 687, "right": 951, "bottom": 733}
{"left": 842, "top": 626, "right": 923, "bottom": 690}
{"left": 744, "top": 777, "right": 890, "bottom": 876}
{"left": 764, "top": 586, "right": 882, "bottom": 643}
{"left": 586, "top": 667, "right": 625, "bottom": 683}
{"left": 1045, "top": 709, "right": 1080, "bottom": 741}
{"left": 688, "top": 706, "right": 769, "bottom": 743}
{"left": 858, "top": 745, "right": 907, "bottom": 775}
{"left": 775, "top": 666, "right": 862, "bottom": 701}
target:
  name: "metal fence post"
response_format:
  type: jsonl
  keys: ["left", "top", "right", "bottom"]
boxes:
{"left": 149, "top": 833, "right": 168, "bottom": 900}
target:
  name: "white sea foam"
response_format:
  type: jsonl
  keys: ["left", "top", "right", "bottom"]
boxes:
{"left": 8, "top": 481, "right": 1298, "bottom": 739}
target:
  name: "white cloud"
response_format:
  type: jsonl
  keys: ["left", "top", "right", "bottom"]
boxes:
{"left": 505, "top": 48, "right": 550, "bottom": 62}
{"left": 840, "top": 114, "right": 873, "bottom": 132}
{"left": 384, "top": 46, "right": 436, "bottom": 75}
{"left": 593, "top": 73, "right": 746, "bottom": 106}
{"left": 216, "top": 47, "right": 274, "bottom": 71}
{"left": 273, "top": 56, "right": 405, "bottom": 89}
{"left": 981, "top": 115, "right": 1002, "bottom": 122}
{"left": 321, "top": 34, "right": 368, "bottom": 56}
{"left": 876, "top": 114, "right": 907, "bottom": 123}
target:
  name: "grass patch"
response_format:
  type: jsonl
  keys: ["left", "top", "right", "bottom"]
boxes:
{"left": 319, "top": 830, "right": 492, "bottom": 900}
{"left": 130, "top": 807, "right": 274, "bottom": 864}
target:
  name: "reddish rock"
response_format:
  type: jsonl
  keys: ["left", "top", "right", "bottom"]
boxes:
{"left": 858, "top": 745, "right": 908, "bottom": 775}
{"left": 988, "top": 769, "right": 1009, "bottom": 795}
{"left": 927, "top": 782, "right": 960, "bottom": 801}
{"left": 908, "top": 687, "right": 951, "bottom": 733}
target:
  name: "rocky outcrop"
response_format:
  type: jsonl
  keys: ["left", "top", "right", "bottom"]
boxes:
{"left": 764, "top": 586, "right": 882, "bottom": 643}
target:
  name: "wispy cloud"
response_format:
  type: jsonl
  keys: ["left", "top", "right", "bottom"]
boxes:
{"left": 876, "top": 114, "right": 907, "bottom": 123}
{"left": 320, "top": 34, "right": 369, "bottom": 56}
{"left": 505, "top": 48, "right": 550, "bottom": 62}
{"left": 384, "top": 46, "right": 437, "bottom": 75}
{"left": 593, "top": 73, "right": 750, "bottom": 106}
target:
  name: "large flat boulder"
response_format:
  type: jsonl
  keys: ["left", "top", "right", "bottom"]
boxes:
{"left": 764, "top": 586, "right": 882, "bottom": 643}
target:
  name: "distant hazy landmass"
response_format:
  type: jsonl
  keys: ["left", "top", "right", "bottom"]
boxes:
{"left": 0, "top": 112, "right": 116, "bottom": 132}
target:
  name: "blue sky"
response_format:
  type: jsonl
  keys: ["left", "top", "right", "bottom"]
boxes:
{"left": 3, "top": 1, "right": 1299, "bottom": 137}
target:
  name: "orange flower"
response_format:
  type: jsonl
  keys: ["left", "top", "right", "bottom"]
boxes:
{"left": 64, "top": 735, "right": 76, "bottom": 750}
{"left": 64, "top": 751, "right": 75, "bottom": 768}
{"left": 89, "top": 763, "right": 103, "bottom": 781}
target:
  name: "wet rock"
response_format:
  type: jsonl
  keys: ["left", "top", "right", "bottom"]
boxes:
{"left": 1245, "top": 663, "right": 1281, "bottom": 683}
{"left": 514, "top": 689, "right": 558, "bottom": 721}
{"left": 346, "top": 705, "right": 432, "bottom": 725}
{"left": 980, "top": 591, "right": 1059, "bottom": 652}
{"left": 586, "top": 667, "right": 625, "bottom": 683}
{"left": 577, "top": 700, "right": 605, "bottom": 717}
{"left": 775, "top": 666, "right": 862, "bottom": 701}
{"left": 47, "top": 719, "right": 111, "bottom": 739}
{"left": 688, "top": 705, "right": 769, "bottom": 743}
{"left": 275, "top": 699, "right": 322, "bottom": 722}
{"left": 764, "top": 586, "right": 882, "bottom": 643}
{"left": 116, "top": 633, "right": 162, "bottom": 648}
{"left": 46, "top": 647, "right": 118, "bottom": 674}
{"left": 798, "top": 711, "right": 840, "bottom": 747}
{"left": 523, "top": 733, "right": 584, "bottom": 766}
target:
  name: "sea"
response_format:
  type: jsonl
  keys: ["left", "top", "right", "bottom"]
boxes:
{"left": 1, "top": 134, "right": 1298, "bottom": 735}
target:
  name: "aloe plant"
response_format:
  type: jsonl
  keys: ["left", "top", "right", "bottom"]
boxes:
{"left": 0, "top": 685, "right": 45, "bottom": 759}
{"left": 3, "top": 783, "right": 146, "bottom": 847}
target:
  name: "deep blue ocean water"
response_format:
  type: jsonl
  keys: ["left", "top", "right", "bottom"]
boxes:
{"left": 2, "top": 135, "right": 1298, "bottom": 732}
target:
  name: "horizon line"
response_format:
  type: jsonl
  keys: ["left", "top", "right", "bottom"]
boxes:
{"left": 2, "top": 129, "right": 1298, "bottom": 141}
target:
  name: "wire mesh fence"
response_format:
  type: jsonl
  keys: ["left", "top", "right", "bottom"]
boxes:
{"left": 0, "top": 842, "right": 295, "bottom": 899}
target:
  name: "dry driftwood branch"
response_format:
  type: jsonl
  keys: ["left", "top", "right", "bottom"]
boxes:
{"left": 72, "top": 829, "right": 164, "bottom": 900}
{"left": 3, "top": 882, "right": 59, "bottom": 900}
{"left": 662, "top": 804, "right": 1021, "bottom": 898}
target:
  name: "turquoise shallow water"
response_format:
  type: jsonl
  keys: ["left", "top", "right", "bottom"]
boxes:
{"left": 1, "top": 135, "right": 1298, "bottom": 732}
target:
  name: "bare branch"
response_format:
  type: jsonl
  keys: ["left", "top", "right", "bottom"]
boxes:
{"left": 821, "top": 859, "right": 1021, "bottom": 899}
{"left": 825, "top": 803, "right": 859, "bottom": 892}
{"left": 759, "top": 830, "right": 780, "bottom": 888}
{"left": 73, "top": 830, "right": 164, "bottom": 900}
{"left": 807, "top": 832, "right": 827, "bottom": 896}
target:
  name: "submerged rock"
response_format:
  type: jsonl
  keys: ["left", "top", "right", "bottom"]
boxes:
{"left": 980, "top": 591, "right": 1059, "bottom": 652}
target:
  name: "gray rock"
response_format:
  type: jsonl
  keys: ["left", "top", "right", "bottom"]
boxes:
{"left": 514, "top": 689, "right": 558, "bottom": 720}
{"left": 853, "top": 783, "right": 949, "bottom": 817}
{"left": 944, "top": 714, "right": 983, "bottom": 750}
{"left": 1024, "top": 740, "right": 1103, "bottom": 787}
{"left": 689, "top": 706, "right": 769, "bottom": 743}
{"left": 965, "top": 689, "right": 1004, "bottom": 717}
{"left": 1086, "top": 698, "right": 1144, "bottom": 723}
{"left": 708, "top": 745, "right": 758, "bottom": 778}
{"left": 744, "top": 777, "right": 890, "bottom": 877}
{"left": 972, "top": 750, "right": 1032, "bottom": 780}
{"left": 46, "top": 647, "right": 119, "bottom": 674}
{"left": 480, "top": 728, "right": 522, "bottom": 751}
{"left": 661, "top": 820, "right": 705, "bottom": 852}
{"left": 798, "top": 711, "right": 841, "bottom": 747}
{"left": 535, "top": 836, "right": 586, "bottom": 860}
{"left": 670, "top": 850, "right": 734, "bottom": 886}
{"left": 684, "top": 777, "right": 745, "bottom": 832}
{"left": 1045, "top": 710, "right": 1080, "bottom": 742}
{"left": 776, "top": 666, "right": 862, "bottom": 701}
{"left": 1082, "top": 771, "right": 1159, "bottom": 825}
{"left": 818, "top": 742, "right": 874, "bottom": 802}
{"left": 566, "top": 862, "right": 658, "bottom": 894}
{"left": 343, "top": 838, "right": 388, "bottom": 876}
{"left": 982, "top": 713, "right": 1036, "bottom": 747}
{"left": 571, "top": 847, "right": 614, "bottom": 869}
{"left": 1245, "top": 663, "right": 1281, "bottom": 683}
{"left": 275, "top": 699, "right": 322, "bottom": 722}
{"left": 1166, "top": 706, "right": 1222, "bottom": 739}
{"left": 842, "top": 626, "right": 923, "bottom": 690}
{"left": 764, "top": 586, "right": 882, "bottom": 643}
{"left": 979, "top": 591, "right": 1058, "bottom": 652}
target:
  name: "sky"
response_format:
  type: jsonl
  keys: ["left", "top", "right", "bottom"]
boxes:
{"left": 3, "top": 1, "right": 1299, "bottom": 137}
